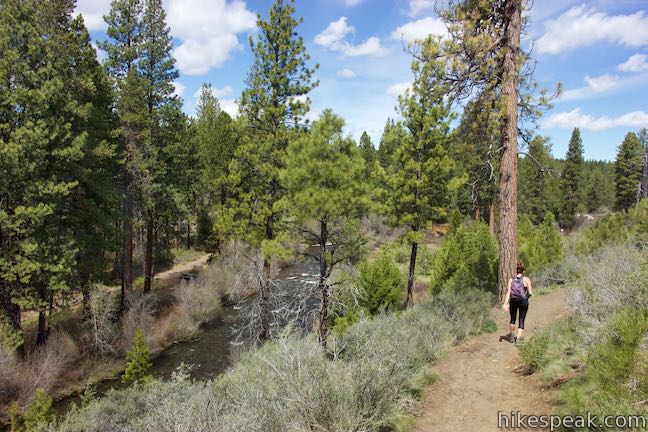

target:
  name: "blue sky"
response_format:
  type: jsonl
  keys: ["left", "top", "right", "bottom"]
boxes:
{"left": 76, "top": 0, "right": 648, "bottom": 161}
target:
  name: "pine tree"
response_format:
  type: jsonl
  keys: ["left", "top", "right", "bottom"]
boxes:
{"left": 194, "top": 84, "right": 241, "bottom": 252}
{"left": 388, "top": 37, "right": 455, "bottom": 308}
{"left": 22, "top": 388, "right": 56, "bottom": 430}
{"left": 560, "top": 128, "right": 584, "bottom": 228}
{"left": 139, "top": 0, "right": 179, "bottom": 293}
{"left": 377, "top": 119, "right": 403, "bottom": 169}
{"left": 282, "top": 109, "right": 367, "bottom": 347}
{"left": 615, "top": 132, "right": 643, "bottom": 211}
{"left": 358, "top": 131, "right": 376, "bottom": 168}
{"left": 234, "top": 0, "right": 318, "bottom": 343}
{"left": 122, "top": 328, "right": 152, "bottom": 385}
{"left": 518, "top": 136, "right": 560, "bottom": 224}
{"left": 101, "top": 0, "right": 147, "bottom": 306}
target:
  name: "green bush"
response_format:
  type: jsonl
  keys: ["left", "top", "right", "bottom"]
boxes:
{"left": 429, "top": 220, "right": 498, "bottom": 294}
{"left": 560, "top": 308, "right": 648, "bottom": 423}
{"left": 519, "top": 212, "right": 564, "bottom": 273}
{"left": 122, "top": 329, "right": 152, "bottom": 385}
{"left": 574, "top": 212, "right": 632, "bottom": 256}
{"left": 22, "top": 389, "right": 56, "bottom": 431}
{"left": 356, "top": 253, "right": 404, "bottom": 315}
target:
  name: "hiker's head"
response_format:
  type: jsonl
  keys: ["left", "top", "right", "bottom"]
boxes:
{"left": 516, "top": 261, "right": 525, "bottom": 275}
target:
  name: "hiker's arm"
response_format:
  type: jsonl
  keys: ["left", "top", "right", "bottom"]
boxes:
{"left": 526, "top": 277, "right": 534, "bottom": 297}
{"left": 502, "top": 279, "right": 512, "bottom": 311}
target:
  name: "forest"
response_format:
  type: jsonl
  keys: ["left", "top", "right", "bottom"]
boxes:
{"left": 1, "top": 0, "right": 648, "bottom": 430}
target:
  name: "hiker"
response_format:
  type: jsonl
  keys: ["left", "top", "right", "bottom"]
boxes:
{"left": 502, "top": 261, "right": 533, "bottom": 345}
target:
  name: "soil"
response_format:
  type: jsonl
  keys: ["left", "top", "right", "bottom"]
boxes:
{"left": 413, "top": 289, "right": 567, "bottom": 431}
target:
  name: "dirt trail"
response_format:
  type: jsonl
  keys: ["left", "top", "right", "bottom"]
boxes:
{"left": 414, "top": 289, "right": 567, "bottom": 431}
{"left": 154, "top": 253, "right": 211, "bottom": 281}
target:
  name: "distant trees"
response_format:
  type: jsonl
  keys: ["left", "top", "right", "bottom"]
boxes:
{"left": 518, "top": 136, "right": 560, "bottom": 225}
{"left": 615, "top": 132, "right": 643, "bottom": 211}
{"left": 560, "top": 128, "right": 585, "bottom": 228}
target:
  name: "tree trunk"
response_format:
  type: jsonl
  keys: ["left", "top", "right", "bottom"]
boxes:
{"left": 475, "top": 206, "right": 481, "bottom": 221}
{"left": 144, "top": 208, "right": 154, "bottom": 293}
{"left": 80, "top": 271, "right": 92, "bottom": 321}
{"left": 405, "top": 241, "right": 418, "bottom": 308}
{"left": 489, "top": 202, "right": 496, "bottom": 235}
{"left": 121, "top": 175, "right": 133, "bottom": 312}
{"left": 186, "top": 219, "right": 191, "bottom": 250}
{"left": 317, "top": 220, "right": 329, "bottom": 348}
{"left": 496, "top": 0, "right": 522, "bottom": 305}
{"left": 258, "top": 214, "right": 274, "bottom": 343}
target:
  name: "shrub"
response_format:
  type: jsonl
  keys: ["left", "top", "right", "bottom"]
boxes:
{"left": 355, "top": 253, "right": 403, "bottom": 315}
{"left": 122, "top": 329, "right": 152, "bottom": 385}
{"left": 574, "top": 212, "right": 632, "bottom": 256}
{"left": 429, "top": 220, "right": 498, "bottom": 294}
{"left": 22, "top": 389, "right": 56, "bottom": 432}
{"left": 54, "top": 289, "right": 492, "bottom": 432}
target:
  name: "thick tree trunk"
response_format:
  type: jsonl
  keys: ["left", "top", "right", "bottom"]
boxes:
{"left": 144, "top": 209, "right": 154, "bottom": 293}
{"left": 317, "top": 220, "right": 329, "bottom": 348}
{"left": 496, "top": 0, "right": 522, "bottom": 305}
{"left": 258, "top": 215, "right": 274, "bottom": 343}
{"left": 405, "top": 241, "right": 418, "bottom": 308}
{"left": 489, "top": 202, "right": 496, "bottom": 235}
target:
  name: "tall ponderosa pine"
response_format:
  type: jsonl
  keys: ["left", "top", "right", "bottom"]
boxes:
{"left": 438, "top": 0, "right": 552, "bottom": 303}
{"left": 377, "top": 119, "right": 403, "bottom": 170}
{"left": 282, "top": 110, "right": 367, "bottom": 347}
{"left": 139, "top": 0, "right": 178, "bottom": 293}
{"left": 388, "top": 37, "right": 455, "bottom": 308}
{"left": 615, "top": 132, "right": 643, "bottom": 211}
{"left": 235, "top": 0, "right": 318, "bottom": 342}
{"left": 100, "top": 0, "right": 144, "bottom": 306}
{"left": 560, "top": 128, "right": 584, "bottom": 228}
{"left": 38, "top": 0, "right": 119, "bottom": 323}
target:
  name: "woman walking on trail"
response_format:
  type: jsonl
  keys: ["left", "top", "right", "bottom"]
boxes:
{"left": 502, "top": 261, "right": 533, "bottom": 345}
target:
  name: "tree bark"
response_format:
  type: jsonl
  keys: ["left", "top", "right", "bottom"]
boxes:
{"left": 317, "top": 220, "right": 329, "bottom": 348}
{"left": 80, "top": 271, "right": 92, "bottom": 321}
{"left": 258, "top": 214, "right": 274, "bottom": 343}
{"left": 475, "top": 206, "right": 481, "bottom": 221}
{"left": 144, "top": 208, "right": 154, "bottom": 293}
{"left": 496, "top": 0, "right": 522, "bottom": 305}
{"left": 405, "top": 241, "right": 418, "bottom": 308}
{"left": 186, "top": 220, "right": 191, "bottom": 250}
{"left": 122, "top": 203, "right": 133, "bottom": 311}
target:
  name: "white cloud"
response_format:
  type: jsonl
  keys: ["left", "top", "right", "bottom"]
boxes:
{"left": 561, "top": 74, "right": 619, "bottom": 100}
{"left": 173, "top": 81, "right": 186, "bottom": 97}
{"left": 337, "top": 68, "right": 356, "bottom": 78}
{"left": 192, "top": 85, "right": 234, "bottom": 99}
{"left": 315, "top": 17, "right": 387, "bottom": 57}
{"left": 75, "top": 0, "right": 111, "bottom": 31}
{"left": 542, "top": 108, "right": 648, "bottom": 131}
{"left": 167, "top": 0, "right": 257, "bottom": 75}
{"left": 91, "top": 41, "right": 107, "bottom": 63}
{"left": 387, "top": 81, "right": 411, "bottom": 97}
{"left": 391, "top": 17, "right": 446, "bottom": 42}
{"left": 220, "top": 99, "right": 239, "bottom": 117}
{"left": 407, "top": 0, "right": 434, "bottom": 18}
{"left": 619, "top": 54, "right": 648, "bottom": 73}
{"left": 537, "top": 6, "right": 648, "bottom": 54}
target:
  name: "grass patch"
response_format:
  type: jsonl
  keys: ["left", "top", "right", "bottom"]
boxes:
{"left": 172, "top": 248, "right": 205, "bottom": 266}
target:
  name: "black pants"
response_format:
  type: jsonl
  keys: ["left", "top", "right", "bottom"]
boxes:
{"left": 509, "top": 298, "right": 529, "bottom": 329}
